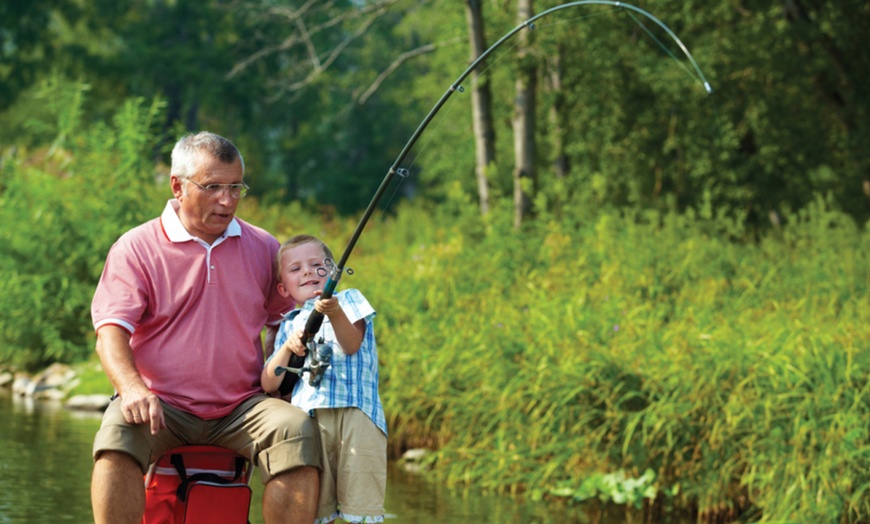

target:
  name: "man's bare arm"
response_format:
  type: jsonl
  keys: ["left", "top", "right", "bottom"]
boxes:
{"left": 95, "top": 325, "right": 165, "bottom": 435}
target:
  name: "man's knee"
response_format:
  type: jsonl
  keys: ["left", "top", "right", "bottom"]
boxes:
{"left": 92, "top": 451, "right": 145, "bottom": 524}
{"left": 95, "top": 449, "right": 141, "bottom": 470}
{"left": 254, "top": 403, "right": 322, "bottom": 483}
{"left": 262, "top": 466, "right": 319, "bottom": 523}
{"left": 262, "top": 400, "right": 319, "bottom": 440}
{"left": 92, "top": 451, "right": 145, "bottom": 503}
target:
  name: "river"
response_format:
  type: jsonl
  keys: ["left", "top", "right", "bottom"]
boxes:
{"left": 0, "top": 391, "right": 617, "bottom": 523}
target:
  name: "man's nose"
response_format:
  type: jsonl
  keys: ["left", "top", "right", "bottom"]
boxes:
{"left": 217, "top": 189, "right": 235, "bottom": 205}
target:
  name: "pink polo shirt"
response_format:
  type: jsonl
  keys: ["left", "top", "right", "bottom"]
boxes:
{"left": 91, "top": 200, "right": 294, "bottom": 419}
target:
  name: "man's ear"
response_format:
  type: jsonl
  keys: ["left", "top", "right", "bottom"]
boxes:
{"left": 170, "top": 175, "right": 184, "bottom": 199}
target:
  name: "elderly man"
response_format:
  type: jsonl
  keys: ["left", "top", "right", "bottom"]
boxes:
{"left": 90, "top": 131, "right": 319, "bottom": 524}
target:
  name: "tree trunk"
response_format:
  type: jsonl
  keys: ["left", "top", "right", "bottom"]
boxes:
{"left": 547, "top": 45, "right": 568, "bottom": 180}
{"left": 512, "top": 0, "right": 536, "bottom": 228}
{"left": 464, "top": 0, "right": 496, "bottom": 216}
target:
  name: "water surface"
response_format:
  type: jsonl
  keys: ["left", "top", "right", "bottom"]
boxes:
{"left": 0, "top": 392, "right": 611, "bottom": 523}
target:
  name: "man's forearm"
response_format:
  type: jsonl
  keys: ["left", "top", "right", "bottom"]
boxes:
{"left": 95, "top": 325, "right": 145, "bottom": 395}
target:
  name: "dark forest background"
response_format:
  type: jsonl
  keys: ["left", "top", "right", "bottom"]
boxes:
{"left": 3, "top": 0, "right": 868, "bottom": 223}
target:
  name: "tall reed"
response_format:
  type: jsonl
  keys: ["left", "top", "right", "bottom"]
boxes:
{"left": 355, "top": 197, "right": 870, "bottom": 522}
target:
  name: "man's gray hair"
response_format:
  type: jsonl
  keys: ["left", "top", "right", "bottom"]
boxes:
{"left": 170, "top": 131, "right": 245, "bottom": 179}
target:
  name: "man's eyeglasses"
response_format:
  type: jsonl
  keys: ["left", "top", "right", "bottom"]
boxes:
{"left": 184, "top": 178, "right": 249, "bottom": 198}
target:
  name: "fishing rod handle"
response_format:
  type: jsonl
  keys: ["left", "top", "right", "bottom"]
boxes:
{"left": 300, "top": 275, "right": 339, "bottom": 345}
{"left": 278, "top": 275, "right": 340, "bottom": 395}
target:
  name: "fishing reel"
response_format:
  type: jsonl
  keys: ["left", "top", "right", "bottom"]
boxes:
{"left": 275, "top": 337, "right": 333, "bottom": 388}
{"left": 306, "top": 337, "right": 333, "bottom": 387}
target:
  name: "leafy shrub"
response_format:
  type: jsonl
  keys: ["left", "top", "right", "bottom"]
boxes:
{"left": 0, "top": 79, "right": 165, "bottom": 368}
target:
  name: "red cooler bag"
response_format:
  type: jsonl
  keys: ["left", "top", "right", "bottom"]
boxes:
{"left": 142, "top": 445, "right": 253, "bottom": 524}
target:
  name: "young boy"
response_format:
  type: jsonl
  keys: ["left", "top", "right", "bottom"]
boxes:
{"left": 262, "top": 234, "right": 387, "bottom": 524}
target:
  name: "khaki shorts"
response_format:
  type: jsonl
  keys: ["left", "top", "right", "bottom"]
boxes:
{"left": 315, "top": 407, "right": 387, "bottom": 522}
{"left": 93, "top": 394, "right": 321, "bottom": 484}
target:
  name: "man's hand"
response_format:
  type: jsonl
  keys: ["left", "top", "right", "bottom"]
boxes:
{"left": 120, "top": 383, "right": 165, "bottom": 436}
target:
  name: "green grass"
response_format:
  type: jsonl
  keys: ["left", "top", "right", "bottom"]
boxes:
{"left": 69, "top": 358, "right": 113, "bottom": 396}
{"left": 354, "top": 198, "right": 870, "bottom": 522}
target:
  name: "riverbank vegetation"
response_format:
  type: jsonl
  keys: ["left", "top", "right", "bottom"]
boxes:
{"left": 3, "top": 1, "right": 870, "bottom": 521}
{"left": 2, "top": 87, "right": 868, "bottom": 522}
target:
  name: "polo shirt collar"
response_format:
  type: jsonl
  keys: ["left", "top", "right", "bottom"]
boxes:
{"left": 161, "top": 199, "right": 241, "bottom": 243}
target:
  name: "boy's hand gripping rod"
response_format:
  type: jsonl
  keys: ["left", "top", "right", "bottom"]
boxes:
{"left": 275, "top": 1, "right": 712, "bottom": 395}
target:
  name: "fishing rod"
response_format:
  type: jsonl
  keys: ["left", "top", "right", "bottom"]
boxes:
{"left": 276, "top": 0, "right": 713, "bottom": 393}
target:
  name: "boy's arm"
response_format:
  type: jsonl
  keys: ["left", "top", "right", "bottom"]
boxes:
{"left": 260, "top": 345, "right": 288, "bottom": 393}
{"left": 261, "top": 329, "right": 306, "bottom": 393}
{"left": 315, "top": 298, "right": 365, "bottom": 355}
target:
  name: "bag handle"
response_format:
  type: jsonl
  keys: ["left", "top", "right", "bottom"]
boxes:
{"left": 170, "top": 453, "right": 247, "bottom": 502}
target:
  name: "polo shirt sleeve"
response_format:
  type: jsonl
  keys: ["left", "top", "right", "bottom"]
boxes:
{"left": 265, "top": 286, "right": 295, "bottom": 326}
{"left": 91, "top": 236, "right": 148, "bottom": 335}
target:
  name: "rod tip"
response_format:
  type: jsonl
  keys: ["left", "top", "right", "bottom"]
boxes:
{"left": 704, "top": 81, "right": 713, "bottom": 94}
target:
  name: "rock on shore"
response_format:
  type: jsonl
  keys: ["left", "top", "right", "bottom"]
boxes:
{"left": 1, "top": 363, "right": 111, "bottom": 411}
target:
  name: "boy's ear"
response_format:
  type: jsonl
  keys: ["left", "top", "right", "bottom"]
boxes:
{"left": 277, "top": 282, "right": 290, "bottom": 298}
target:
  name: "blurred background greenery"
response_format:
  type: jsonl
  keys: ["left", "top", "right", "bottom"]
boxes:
{"left": 1, "top": 1, "right": 868, "bottom": 521}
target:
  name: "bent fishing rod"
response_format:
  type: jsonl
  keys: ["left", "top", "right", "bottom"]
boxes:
{"left": 276, "top": 0, "right": 713, "bottom": 392}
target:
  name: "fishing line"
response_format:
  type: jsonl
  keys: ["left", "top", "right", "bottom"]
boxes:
{"left": 623, "top": 10, "right": 702, "bottom": 87}
{"left": 379, "top": 27, "right": 525, "bottom": 215}
{"left": 373, "top": 83, "right": 466, "bottom": 220}
{"left": 376, "top": 3, "right": 707, "bottom": 220}
{"left": 373, "top": 9, "right": 616, "bottom": 219}
{"left": 375, "top": 167, "right": 409, "bottom": 219}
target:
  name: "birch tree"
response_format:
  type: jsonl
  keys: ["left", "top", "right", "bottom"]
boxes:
{"left": 512, "top": 0, "right": 537, "bottom": 227}
{"left": 464, "top": 0, "right": 496, "bottom": 215}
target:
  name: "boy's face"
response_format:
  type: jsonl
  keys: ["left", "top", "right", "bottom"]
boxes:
{"left": 277, "top": 242, "right": 328, "bottom": 304}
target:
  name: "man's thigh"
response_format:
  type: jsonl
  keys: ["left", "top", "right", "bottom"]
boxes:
{"left": 209, "top": 394, "right": 321, "bottom": 483}
{"left": 93, "top": 397, "right": 200, "bottom": 472}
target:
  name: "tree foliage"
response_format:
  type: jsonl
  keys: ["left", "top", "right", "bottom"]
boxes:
{"left": 3, "top": 0, "right": 867, "bottom": 221}
{"left": 0, "top": 79, "right": 165, "bottom": 368}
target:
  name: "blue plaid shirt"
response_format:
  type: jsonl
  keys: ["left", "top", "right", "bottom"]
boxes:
{"left": 274, "top": 288, "right": 387, "bottom": 436}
